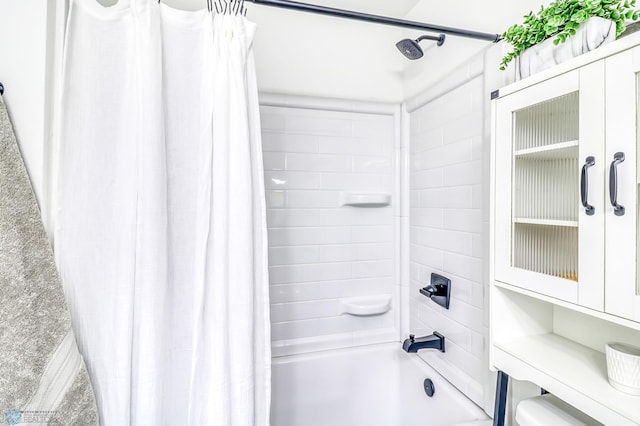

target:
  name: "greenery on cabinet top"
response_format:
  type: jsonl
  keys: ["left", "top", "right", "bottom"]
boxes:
{"left": 500, "top": 0, "right": 640, "bottom": 70}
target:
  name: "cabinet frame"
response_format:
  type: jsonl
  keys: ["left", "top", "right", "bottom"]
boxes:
{"left": 493, "top": 67, "right": 605, "bottom": 310}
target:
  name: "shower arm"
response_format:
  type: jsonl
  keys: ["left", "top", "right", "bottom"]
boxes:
{"left": 416, "top": 34, "right": 446, "bottom": 47}
{"left": 247, "top": 0, "right": 502, "bottom": 43}
{"left": 416, "top": 35, "right": 440, "bottom": 42}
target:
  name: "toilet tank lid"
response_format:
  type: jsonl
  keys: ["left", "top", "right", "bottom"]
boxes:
{"left": 515, "top": 394, "right": 602, "bottom": 426}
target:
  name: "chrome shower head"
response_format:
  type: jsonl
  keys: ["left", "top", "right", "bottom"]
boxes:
{"left": 396, "top": 34, "right": 445, "bottom": 60}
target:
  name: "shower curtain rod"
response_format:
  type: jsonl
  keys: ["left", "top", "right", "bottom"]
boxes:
{"left": 247, "top": 0, "right": 502, "bottom": 43}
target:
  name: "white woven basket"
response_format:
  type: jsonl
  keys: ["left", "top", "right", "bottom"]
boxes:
{"left": 606, "top": 342, "right": 640, "bottom": 395}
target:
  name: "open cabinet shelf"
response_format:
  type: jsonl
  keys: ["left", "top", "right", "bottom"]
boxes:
{"left": 494, "top": 333, "right": 640, "bottom": 425}
{"left": 491, "top": 285, "right": 640, "bottom": 425}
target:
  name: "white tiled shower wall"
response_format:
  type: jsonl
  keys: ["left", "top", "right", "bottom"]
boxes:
{"left": 406, "top": 55, "right": 489, "bottom": 407}
{"left": 259, "top": 95, "right": 401, "bottom": 356}
{"left": 259, "top": 49, "right": 505, "bottom": 409}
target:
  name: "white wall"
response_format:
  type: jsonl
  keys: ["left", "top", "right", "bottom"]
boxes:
{"left": 247, "top": 0, "right": 553, "bottom": 102}
{"left": 0, "top": 0, "right": 61, "bottom": 216}
{"left": 250, "top": 5, "right": 406, "bottom": 103}
{"left": 396, "top": 0, "right": 554, "bottom": 100}
{"left": 259, "top": 94, "right": 401, "bottom": 356}
{"left": 402, "top": 43, "right": 513, "bottom": 413}
{"left": 406, "top": 53, "right": 487, "bottom": 407}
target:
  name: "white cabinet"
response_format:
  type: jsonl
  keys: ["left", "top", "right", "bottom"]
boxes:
{"left": 604, "top": 47, "right": 640, "bottom": 323}
{"left": 491, "top": 36, "right": 640, "bottom": 426}
{"left": 493, "top": 65, "right": 606, "bottom": 311}
{"left": 494, "top": 44, "right": 640, "bottom": 323}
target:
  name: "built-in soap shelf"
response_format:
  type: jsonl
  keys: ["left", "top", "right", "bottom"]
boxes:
{"left": 340, "top": 192, "right": 391, "bottom": 207}
{"left": 339, "top": 295, "right": 392, "bottom": 316}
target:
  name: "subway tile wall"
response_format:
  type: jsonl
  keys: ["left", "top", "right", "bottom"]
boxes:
{"left": 260, "top": 101, "right": 399, "bottom": 355}
{"left": 408, "top": 73, "right": 487, "bottom": 406}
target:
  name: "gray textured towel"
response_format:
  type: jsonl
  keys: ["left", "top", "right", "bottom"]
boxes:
{"left": 0, "top": 95, "right": 98, "bottom": 425}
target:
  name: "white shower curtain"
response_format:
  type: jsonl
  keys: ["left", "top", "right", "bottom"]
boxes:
{"left": 54, "top": 1, "right": 271, "bottom": 425}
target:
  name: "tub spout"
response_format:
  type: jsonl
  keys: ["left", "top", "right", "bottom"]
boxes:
{"left": 402, "top": 332, "right": 445, "bottom": 353}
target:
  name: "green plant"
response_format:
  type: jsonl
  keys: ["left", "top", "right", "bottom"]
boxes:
{"left": 500, "top": 0, "right": 639, "bottom": 70}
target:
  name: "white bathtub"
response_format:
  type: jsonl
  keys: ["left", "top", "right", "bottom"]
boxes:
{"left": 271, "top": 342, "right": 490, "bottom": 426}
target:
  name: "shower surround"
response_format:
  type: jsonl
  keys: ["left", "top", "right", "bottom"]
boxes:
{"left": 259, "top": 94, "right": 403, "bottom": 357}
{"left": 262, "top": 47, "right": 502, "bottom": 417}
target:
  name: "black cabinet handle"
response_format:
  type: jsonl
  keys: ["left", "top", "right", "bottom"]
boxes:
{"left": 581, "top": 156, "right": 595, "bottom": 216}
{"left": 609, "top": 152, "right": 625, "bottom": 216}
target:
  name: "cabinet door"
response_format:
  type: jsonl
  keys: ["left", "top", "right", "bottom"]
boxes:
{"left": 494, "top": 65, "right": 605, "bottom": 309}
{"left": 605, "top": 48, "right": 640, "bottom": 322}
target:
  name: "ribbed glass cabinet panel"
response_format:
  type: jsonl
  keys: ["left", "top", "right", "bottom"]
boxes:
{"left": 512, "top": 92, "right": 579, "bottom": 281}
